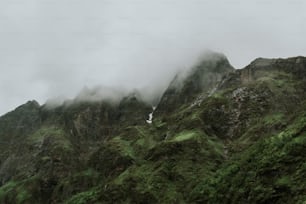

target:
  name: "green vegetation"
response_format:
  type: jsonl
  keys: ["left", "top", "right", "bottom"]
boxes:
{"left": 64, "top": 187, "right": 100, "bottom": 204}
{"left": 28, "top": 126, "right": 73, "bottom": 152}
{"left": 191, "top": 111, "right": 306, "bottom": 203}
{"left": 0, "top": 177, "right": 39, "bottom": 204}
{"left": 171, "top": 130, "right": 197, "bottom": 142}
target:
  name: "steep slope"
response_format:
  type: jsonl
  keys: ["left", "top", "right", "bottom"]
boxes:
{"left": 157, "top": 52, "right": 234, "bottom": 115}
{"left": 0, "top": 101, "right": 41, "bottom": 183}
{"left": 0, "top": 93, "right": 152, "bottom": 203}
{"left": 189, "top": 56, "right": 306, "bottom": 203}
{"left": 191, "top": 105, "right": 306, "bottom": 203}
{"left": 0, "top": 54, "right": 306, "bottom": 203}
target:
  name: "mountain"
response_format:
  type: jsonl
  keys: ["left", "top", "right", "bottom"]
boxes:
{"left": 0, "top": 53, "right": 306, "bottom": 203}
{"left": 156, "top": 52, "right": 234, "bottom": 114}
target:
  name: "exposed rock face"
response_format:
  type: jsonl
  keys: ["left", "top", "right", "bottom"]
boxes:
{"left": 237, "top": 56, "right": 306, "bottom": 84}
{"left": 0, "top": 54, "right": 306, "bottom": 204}
{"left": 157, "top": 52, "right": 234, "bottom": 114}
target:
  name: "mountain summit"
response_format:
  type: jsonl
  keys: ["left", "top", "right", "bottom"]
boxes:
{"left": 157, "top": 52, "right": 234, "bottom": 114}
{"left": 0, "top": 54, "right": 306, "bottom": 203}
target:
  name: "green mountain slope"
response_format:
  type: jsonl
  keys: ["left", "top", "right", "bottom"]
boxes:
{"left": 0, "top": 54, "right": 306, "bottom": 203}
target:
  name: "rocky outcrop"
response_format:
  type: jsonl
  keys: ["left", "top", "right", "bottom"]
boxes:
{"left": 156, "top": 52, "right": 234, "bottom": 115}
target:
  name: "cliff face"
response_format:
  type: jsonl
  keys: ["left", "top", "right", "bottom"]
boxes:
{"left": 157, "top": 52, "right": 234, "bottom": 114}
{"left": 0, "top": 54, "right": 306, "bottom": 203}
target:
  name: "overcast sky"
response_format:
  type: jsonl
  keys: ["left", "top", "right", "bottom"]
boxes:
{"left": 0, "top": 0, "right": 305, "bottom": 115}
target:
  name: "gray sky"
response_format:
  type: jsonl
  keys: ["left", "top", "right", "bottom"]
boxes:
{"left": 0, "top": 0, "right": 306, "bottom": 115}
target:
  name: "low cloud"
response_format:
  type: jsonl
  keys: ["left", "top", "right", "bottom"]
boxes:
{"left": 0, "top": 0, "right": 306, "bottom": 115}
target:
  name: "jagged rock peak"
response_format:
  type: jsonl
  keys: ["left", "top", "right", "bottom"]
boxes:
{"left": 3, "top": 100, "right": 40, "bottom": 116}
{"left": 189, "top": 51, "right": 233, "bottom": 74}
{"left": 25, "top": 100, "right": 40, "bottom": 107}
{"left": 156, "top": 52, "right": 234, "bottom": 114}
{"left": 168, "top": 52, "right": 234, "bottom": 89}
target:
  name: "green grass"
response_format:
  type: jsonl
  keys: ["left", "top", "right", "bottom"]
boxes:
{"left": 27, "top": 126, "right": 73, "bottom": 151}
{"left": 111, "top": 136, "right": 137, "bottom": 160}
{"left": 171, "top": 131, "right": 199, "bottom": 142}
{"left": 16, "top": 189, "right": 31, "bottom": 204}
{"left": 263, "top": 113, "right": 285, "bottom": 126}
{"left": 100, "top": 128, "right": 225, "bottom": 203}
{"left": 191, "top": 111, "right": 306, "bottom": 203}
{"left": 64, "top": 187, "right": 100, "bottom": 204}
{"left": 0, "top": 177, "right": 38, "bottom": 204}
{"left": 0, "top": 181, "right": 17, "bottom": 198}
